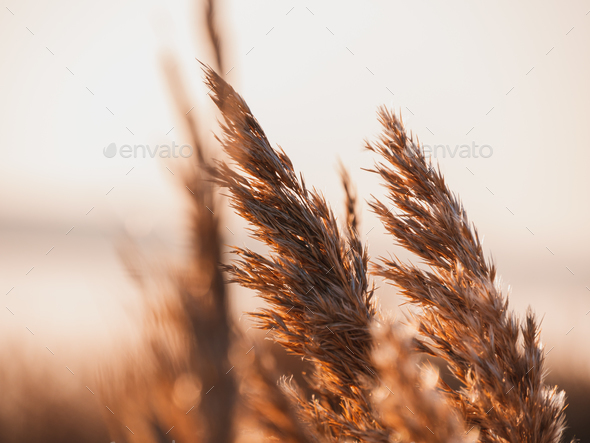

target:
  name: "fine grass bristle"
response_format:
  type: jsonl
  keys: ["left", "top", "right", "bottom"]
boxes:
{"left": 372, "top": 321, "right": 473, "bottom": 443}
{"left": 240, "top": 348, "right": 319, "bottom": 443}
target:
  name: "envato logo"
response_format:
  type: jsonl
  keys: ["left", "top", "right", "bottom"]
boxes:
{"left": 103, "top": 142, "right": 194, "bottom": 159}
{"left": 417, "top": 142, "right": 493, "bottom": 159}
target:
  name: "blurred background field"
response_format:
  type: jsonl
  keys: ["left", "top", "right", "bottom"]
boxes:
{"left": 1, "top": 0, "right": 589, "bottom": 441}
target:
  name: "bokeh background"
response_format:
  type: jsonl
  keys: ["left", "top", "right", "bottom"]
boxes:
{"left": 1, "top": 0, "right": 589, "bottom": 440}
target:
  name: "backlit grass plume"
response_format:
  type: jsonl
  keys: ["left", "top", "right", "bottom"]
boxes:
{"left": 205, "top": 67, "right": 389, "bottom": 441}
{"left": 367, "top": 108, "right": 567, "bottom": 443}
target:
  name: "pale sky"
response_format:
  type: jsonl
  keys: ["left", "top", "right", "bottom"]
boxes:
{"left": 1, "top": 0, "right": 589, "bottom": 375}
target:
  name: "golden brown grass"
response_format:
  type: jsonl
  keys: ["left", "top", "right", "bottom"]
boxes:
{"left": 76, "top": 1, "right": 570, "bottom": 442}
{"left": 196, "top": 69, "right": 567, "bottom": 443}
{"left": 98, "top": 25, "right": 569, "bottom": 443}
{"left": 0, "top": 1, "right": 575, "bottom": 442}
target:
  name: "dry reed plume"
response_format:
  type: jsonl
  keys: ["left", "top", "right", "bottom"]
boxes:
{"left": 206, "top": 68, "right": 389, "bottom": 441}
{"left": 367, "top": 108, "right": 567, "bottom": 442}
